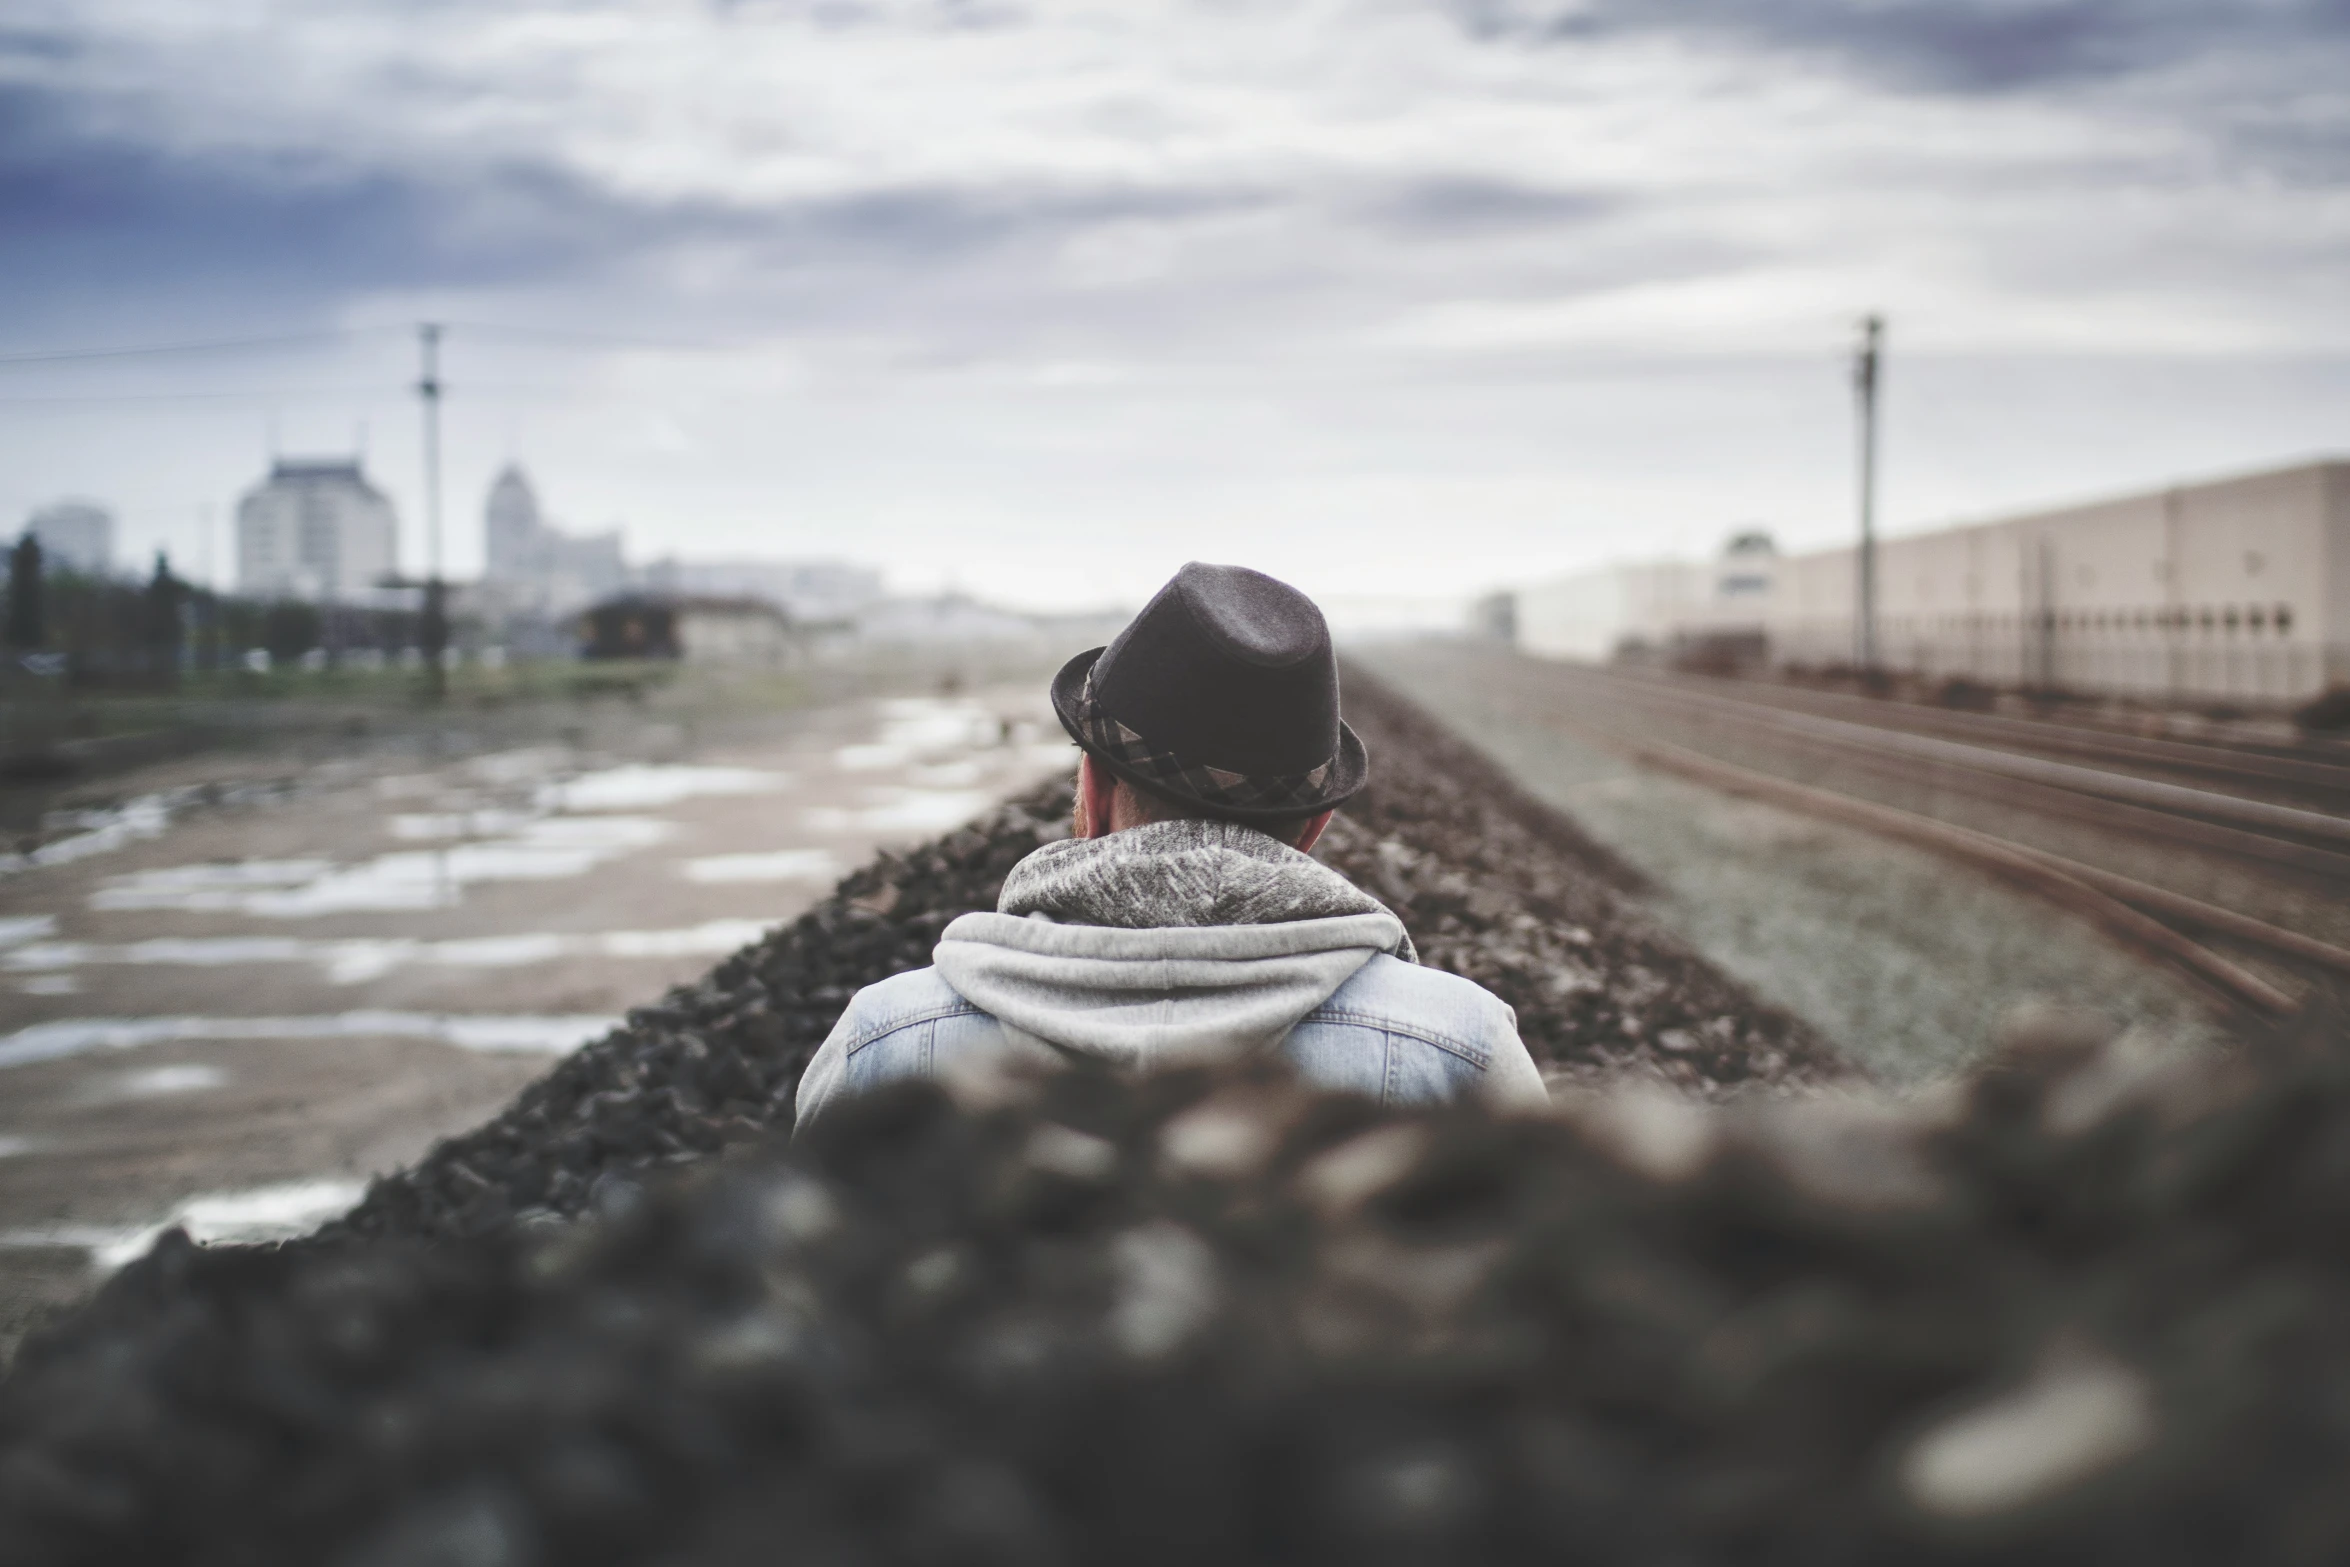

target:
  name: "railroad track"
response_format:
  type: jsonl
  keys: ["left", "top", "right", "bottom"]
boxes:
{"left": 1502, "top": 659, "right": 2350, "bottom": 1015}
{"left": 1612, "top": 666, "right": 2350, "bottom": 808}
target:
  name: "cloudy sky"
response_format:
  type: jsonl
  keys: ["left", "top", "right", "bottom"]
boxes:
{"left": 1, "top": 0, "right": 2345, "bottom": 614}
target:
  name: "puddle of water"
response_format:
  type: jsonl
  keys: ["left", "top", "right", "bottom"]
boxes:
{"left": 8, "top": 920, "right": 773, "bottom": 985}
{"left": 680, "top": 848, "right": 840, "bottom": 884}
{"left": 97, "top": 1063, "right": 229, "bottom": 1100}
{"left": 92, "top": 860, "right": 336, "bottom": 910}
{"left": 536, "top": 763, "right": 786, "bottom": 812}
{"left": 0, "top": 794, "right": 176, "bottom": 877}
{"left": 599, "top": 920, "right": 773, "bottom": 958}
{"left": 90, "top": 818, "right": 675, "bottom": 917}
{"left": 16, "top": 975, "right": 77, "bottom": 994}
{"left": 0, "top": 1012, "right": 618, "bottom": 1070}
{"left": 835, "top": 698, "right": 1011, "bottom": 771}
{"left": 0, "top": 1135, "right": 31, "bottom": 1157}
{"left": 0, "top": 915, "right": 57, "bottom": 949}
{"left": 0, "top": 1177, "right": 369, "bottom": 1272}
{"left": 13, "top": 936, "right": 319, "bottom": 971}
{"left": 387, "top": 809, "right": 538, "bottom": 841}
{"left": 806, "top": 789, "right": 996, "bottom": 836}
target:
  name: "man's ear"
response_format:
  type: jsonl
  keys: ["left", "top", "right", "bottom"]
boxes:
{"left": 1293, "top": 809, "right": 1335, "bottom": 854}
{"left": 1075, "top": 752, "right": 1119, "bottom": 839}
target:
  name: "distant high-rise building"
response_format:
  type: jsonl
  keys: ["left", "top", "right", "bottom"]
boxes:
{"left": 480, "top": 464, "right": 627, "bottom": 615}
{"left": 483, "top": 465, "right": 543, "bottom": 582}
{"left": 22, "top": 500, "right": 115, "bottom": 576}
{"left": 236, "top": 458, "right": 398, "bottom": 600}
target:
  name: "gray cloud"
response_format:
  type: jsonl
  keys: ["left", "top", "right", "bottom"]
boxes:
{"left": 0, "top": 88, "right": 733, "bottom": 340}
{"left": 1453, "top": 0, "right": 2350, "bottom": 95}
{"left": 0, "top": 72, "right": 1288, "bottom": 353}
{"left": 1362, "top": 177, "right": 1614, "bottom": 235}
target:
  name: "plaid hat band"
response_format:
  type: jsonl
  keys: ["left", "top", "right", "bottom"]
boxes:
{"left": 1077, "top": 672, "right": 1335, "bottom": 814}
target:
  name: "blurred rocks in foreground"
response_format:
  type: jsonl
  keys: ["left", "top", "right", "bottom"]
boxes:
{"left": 3, "top": 1003, "right": 2344, "bottom": 1565}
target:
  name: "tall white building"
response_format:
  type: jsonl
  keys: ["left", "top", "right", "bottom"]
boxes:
{"left": 22, "top": 499, "right": 115, "bottom": 576}
{"left": 481, "top": 465, "right": 627, "bottom": 615}
{"left": 236, "top": 458, "right": 398, "bottom": 600}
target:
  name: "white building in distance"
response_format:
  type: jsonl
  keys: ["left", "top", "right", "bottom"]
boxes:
{"left": 1511, "top": 459, "right": 2350, "bottom": 704}
{"left": 22, "top": 499, "right": 115, "bottom": 576}
{"left": 236, "top": 458, "right": 398, "bottom": 601}
{"left": 1768, "top": 460, "right": 2349, "bottom": 702}
{"left": 1517, "top": 559, "right": 1709, "bottom": 662}
{"left": 638, "top": 556, "right": 883, "bottom": 624}
{"left": 482, "top": 465, "right": 627, "bottom": 616}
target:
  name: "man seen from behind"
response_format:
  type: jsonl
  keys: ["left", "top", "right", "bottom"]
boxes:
{"left": 793, "top": 562, "right": 1549, "bottom": 1128}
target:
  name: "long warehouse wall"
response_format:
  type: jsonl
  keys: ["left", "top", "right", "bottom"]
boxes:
{"left": 1515, "top": 460, "right": 2350, "bottom": 705}
{"left": 1769, "top": 460, "right": 2349, "bottom": 702}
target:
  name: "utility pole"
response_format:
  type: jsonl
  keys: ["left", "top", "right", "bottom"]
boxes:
{"left": 1853, "top": 314, "right": 1883, "bottom": 674}
{"left": 416, "top": 323, "right": 448, "bottom": 701}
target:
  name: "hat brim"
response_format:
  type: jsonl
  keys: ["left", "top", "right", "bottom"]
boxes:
{"left": 1050, "top": 646, "right": 1369, "bottom": 821}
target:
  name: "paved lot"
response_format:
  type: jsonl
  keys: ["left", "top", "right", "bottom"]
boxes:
{"left": 0, "top": 683, "right": 1069, "bottom": 1352}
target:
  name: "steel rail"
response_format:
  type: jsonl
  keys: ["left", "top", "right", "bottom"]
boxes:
{"left": 1565, "top": 670, "right": 2350, "bottom": 850}
{"left": 1617, "top": 667, "right": 2350, "bottom": 799}
{"left": 1464, "top": 655, "right": 2346, "bottom": 999}
{"left": 1566, "top": 680, "right": 2350, "bottom": 884}
{"left": 1602, "top": 732, "right": 2299, "bottom": 1017}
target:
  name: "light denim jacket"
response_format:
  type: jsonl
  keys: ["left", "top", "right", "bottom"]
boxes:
{"left": 793, "top": 950, "right": 1548, "bottom": 1130}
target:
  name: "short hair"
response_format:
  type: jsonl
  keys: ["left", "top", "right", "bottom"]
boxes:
{"left": 1109, "top": 771, "right": 1323, "bottom": 847}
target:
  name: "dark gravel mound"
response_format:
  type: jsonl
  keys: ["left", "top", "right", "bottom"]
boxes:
{"left": 1328, "top": 671, "right": 1836, "bottom": 1092}
{"left": 331, "top": 671, "right": 1829, "bottom": 1244}
{"left": 6, "top": 1012, "right": 2347, "bottom": 1566}
{"left": 328, "top": 786, "right": 1080, "bottom": 1243}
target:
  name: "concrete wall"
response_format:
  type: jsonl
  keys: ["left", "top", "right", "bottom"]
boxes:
{"left": 1766, "top": 461, "right": 2348, "bottom": 702}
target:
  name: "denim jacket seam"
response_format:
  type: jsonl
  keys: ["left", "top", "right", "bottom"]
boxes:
{"left": 1301, "top": 1006, "right": 1494, "bottom": 1070}
{"left": 841, "top": 999, "right": 985, "bottom": 1059}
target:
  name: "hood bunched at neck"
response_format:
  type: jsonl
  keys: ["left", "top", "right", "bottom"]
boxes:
{"left": 996, "top": 819, "right": 1415, "bottom": 952}
{"left": 932, "top": 820, "right": 1414, "bottom": 1069}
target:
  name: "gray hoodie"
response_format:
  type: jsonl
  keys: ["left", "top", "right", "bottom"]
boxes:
{"left": 793, "top": 820, "right": 1548, "bottom": 1128}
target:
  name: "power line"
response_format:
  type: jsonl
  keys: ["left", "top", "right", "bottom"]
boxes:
{"left": 0, "top": 387, "right": 405, "bottom": 407}
{"left": 0, "top": 327, "right": 382, "bottom": 369}
{"left": 0, "top": 318, "right": 737, "bottom": 384}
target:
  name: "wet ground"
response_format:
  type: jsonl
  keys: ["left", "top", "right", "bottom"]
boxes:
{"left": 0, "top": 682, "right": 1071, "bottom": 1354}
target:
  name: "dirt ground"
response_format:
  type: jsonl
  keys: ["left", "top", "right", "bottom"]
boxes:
{"left": 0, "top": 679, "right": 1071, "bottom": 1356}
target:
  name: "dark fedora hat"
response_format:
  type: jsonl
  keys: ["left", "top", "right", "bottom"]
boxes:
{"left": 1052, "top": 561, "right": 1368, "bottom": 821}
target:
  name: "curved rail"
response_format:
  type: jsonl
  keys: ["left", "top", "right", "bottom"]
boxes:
{"left": 1677, "top": 685, "right": 2350, "bottom": 842}
{"left": 1614, "top": 667, "right": 2350, "bottom": 804}
{"left": 1508, "top": 657, "right": 2350, "bottom": 1000}
{"left": 1556, "top": 668, "right": 2350, "bottom": 885}
{"left": 1619, "top": 733, "right": 2300, "bottom": 1017}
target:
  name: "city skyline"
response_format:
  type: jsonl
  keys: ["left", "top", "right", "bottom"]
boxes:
{"left": 2, "top": 2, "right": 2345, "bottom": 612}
